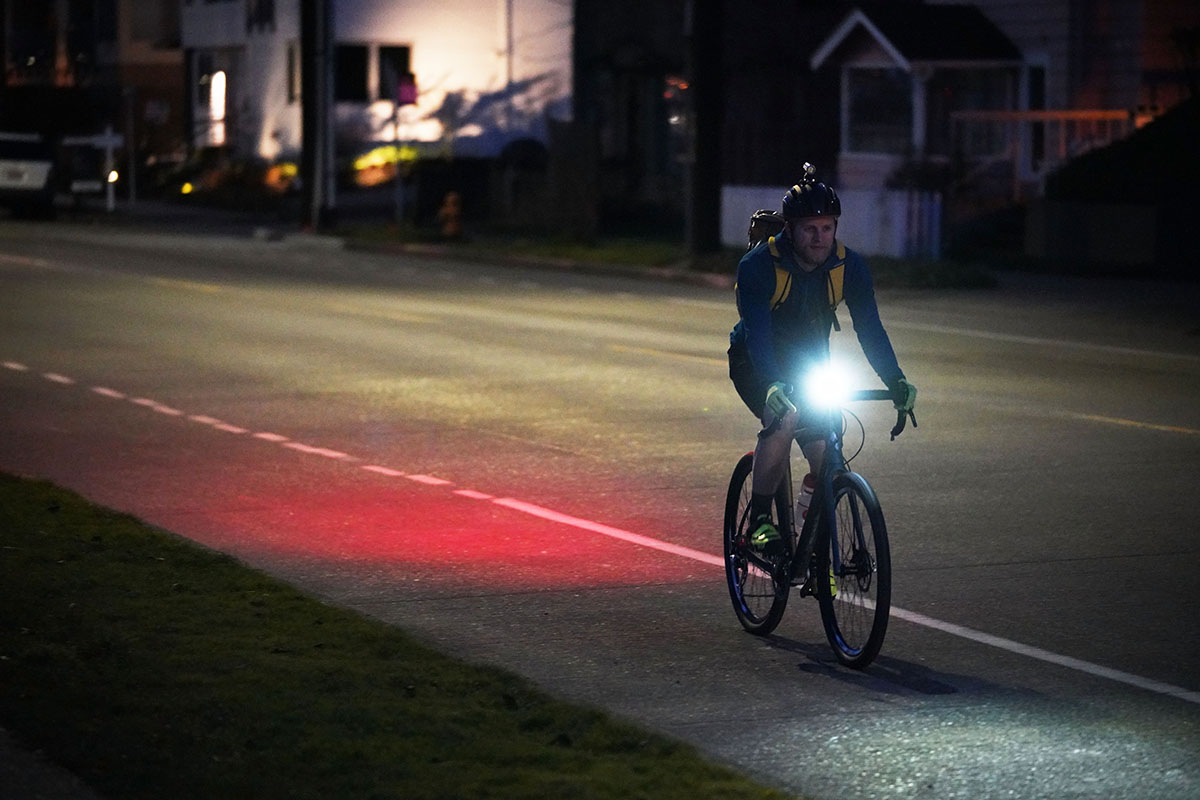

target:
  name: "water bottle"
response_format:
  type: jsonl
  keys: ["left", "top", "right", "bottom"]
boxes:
{"left": 796, "top": 473, "right": 816, "bottom": 523}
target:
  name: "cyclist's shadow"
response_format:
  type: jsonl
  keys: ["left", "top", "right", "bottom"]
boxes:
{"left": 764, "top": 634, "right": 975, "bottom": 696}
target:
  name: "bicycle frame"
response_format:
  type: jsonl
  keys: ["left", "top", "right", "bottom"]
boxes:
{"left": 780, "top": 388, "right": 895, "bottom": 588}
{"left": 782, "top": 416, "right": 845, "bottom": 588}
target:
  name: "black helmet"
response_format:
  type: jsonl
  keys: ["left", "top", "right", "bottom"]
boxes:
{"left": 781, "top": 162, "right": 841, "bottom": 220}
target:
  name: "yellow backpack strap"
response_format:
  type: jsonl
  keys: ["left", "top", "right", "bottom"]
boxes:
{"left": 826, "top": 241, "right": 846, "bottom": 308}
{"left": 767, "top": 236, "right": 792, "bottom": 310}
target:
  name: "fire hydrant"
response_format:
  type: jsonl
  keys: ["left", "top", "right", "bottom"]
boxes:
{"left": 436, "top": 191, "right": 463, "bottom": 240}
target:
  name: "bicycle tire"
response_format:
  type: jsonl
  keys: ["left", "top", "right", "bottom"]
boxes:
{"left": 723, "top": 452, "right": 792, "bottom": 635}
{"left": 814, "top": 472, "right": 891, "bottom": 668}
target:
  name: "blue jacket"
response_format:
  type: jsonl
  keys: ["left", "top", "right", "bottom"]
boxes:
{"left": 730, "top": 233, "right": 904, "bottom": 389}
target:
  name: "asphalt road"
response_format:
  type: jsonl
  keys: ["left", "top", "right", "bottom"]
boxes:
{"left": 2, "top": 219, "right": 1199, "bottom": 799}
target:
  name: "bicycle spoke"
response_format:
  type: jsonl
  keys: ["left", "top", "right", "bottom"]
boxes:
{"left": 817, "top": 473, "right": 891, "bottom": 669}
{"left": 723, "top": 453, "right": 791, "bottom": 635}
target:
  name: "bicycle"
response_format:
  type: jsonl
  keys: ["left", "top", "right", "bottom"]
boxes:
{"left": 723, "top": 369, "right": 914, "bottom": 669}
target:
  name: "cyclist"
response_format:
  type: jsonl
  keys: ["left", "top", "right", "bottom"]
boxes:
{"left": 728, "top": 165, "right": 916, "bottom": 555}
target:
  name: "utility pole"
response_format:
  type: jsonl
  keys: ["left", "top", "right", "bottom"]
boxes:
{"left": 685, "top": 0, "right": 723, "bottom": 259}
{"left": 301, "top": 0, "right": 335, "bottom": 230}
{"left": 505, "top": 0, "right": 514, "bottom": 132}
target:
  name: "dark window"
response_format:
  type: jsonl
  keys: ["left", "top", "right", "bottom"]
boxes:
{"left": 1028, "top": 65, "right": 1046, "bottom": 166}
{"left": 131, "top": 1, "right": 160, "bottom": 42}
{"left": 925, "top": 68, "right": 1013, "bottom": 157}
{"left": 847, "top": 68, "right": 912, "bottom": 155}
{"left": 96, "top": 0, "right": 118, "bottom": 42}
{"left": 287, "top": 41, "right": 300, "bottom": 104}
{"left": 196, "top": 52, "right": 214, "bottom": 106}
{"left": 378, "top": 45, "right": 412, "bottom": 101}
{"left": 6, "top": 4, "right": 55, "bottom": 84}
{"left": 247, "top": 0, "right": 275, "bottom": 33}
{"left": 335, "top": 45, "right": 369, "bottom": 102}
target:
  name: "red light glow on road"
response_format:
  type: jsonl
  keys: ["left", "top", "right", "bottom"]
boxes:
{"left": 182, "top": 481, "right": 717, "bottom": 592}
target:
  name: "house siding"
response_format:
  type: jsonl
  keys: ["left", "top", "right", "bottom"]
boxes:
{"left": 180, "top": 0, "right": 571, "bottom": 160}
{"left": 936, "top": 0, "right": 1197, "bottom": 113}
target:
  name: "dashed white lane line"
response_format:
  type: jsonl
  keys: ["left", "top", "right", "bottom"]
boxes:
{"left": 283, "top": 442, "right": 353, "bottom": 460}
{"left": 0, "top": 253, "right": 58, "bottom": 270}
{"left": 405, "top": 474, "right": 452, "bottom": 486}
{"left": 362, "top": 465, "right": 406, "bottom": 477}
{"left": 188, "top": 414, "right": 223, "bottom": 425}
{"left": 8, "top": 357, "right": 1200, "bottom": 706}
{"left": 453, "top": 488, "right": 494, "bottom": 500}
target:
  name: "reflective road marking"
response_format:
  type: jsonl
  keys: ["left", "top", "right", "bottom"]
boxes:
{"left": 7, "top": 356, "right": 1200, "bottom": 706}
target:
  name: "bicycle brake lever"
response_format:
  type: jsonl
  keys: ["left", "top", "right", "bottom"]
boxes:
{"left": 889, "top": 409, "right": 917, "bottom": 441}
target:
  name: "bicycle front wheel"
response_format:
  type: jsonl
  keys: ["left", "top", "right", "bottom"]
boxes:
{"left": 814, "top": 472, "right": 891, "bottom": 669}
{"left": 723, "top": 452, "right": 791, "bottom": 635}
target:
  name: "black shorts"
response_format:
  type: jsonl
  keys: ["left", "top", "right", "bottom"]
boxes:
{"left": 728, "top": 343, "right": 832, "bottom": 444}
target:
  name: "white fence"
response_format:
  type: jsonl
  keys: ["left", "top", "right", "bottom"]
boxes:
{"left": 722, "top": 185, "right": 942, "bottom": 259}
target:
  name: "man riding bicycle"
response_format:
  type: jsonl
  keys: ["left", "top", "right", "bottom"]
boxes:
{"left": 728, "top": 164, "right": 916, "bottom": 555}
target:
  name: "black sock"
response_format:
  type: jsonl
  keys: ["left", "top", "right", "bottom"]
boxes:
{"left": 750, "top": 493, "right": 774, "bottom": 520}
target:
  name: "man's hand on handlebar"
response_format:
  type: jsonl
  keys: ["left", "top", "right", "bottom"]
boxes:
{"left": 764, "top": 381, "right": 797, "bottom": 419}
{"left": 890, "top": 378, "right": 917, "bottom": 412}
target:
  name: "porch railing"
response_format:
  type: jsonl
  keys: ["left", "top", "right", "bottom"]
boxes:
{"left": 949, "top": 109, "right": 1147, "bottom": 201}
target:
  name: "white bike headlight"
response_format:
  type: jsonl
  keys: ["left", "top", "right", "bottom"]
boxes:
{"left": 804, "top": 361, "right": 852, "bottom": 409}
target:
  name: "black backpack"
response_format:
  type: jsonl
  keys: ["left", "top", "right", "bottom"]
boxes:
{"left": 746, "top": 209, "right": 784, "bottom": 251}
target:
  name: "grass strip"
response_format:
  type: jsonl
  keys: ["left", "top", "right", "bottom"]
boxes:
{"left": 0, "top": 473, "right": 793, "bottom": 800}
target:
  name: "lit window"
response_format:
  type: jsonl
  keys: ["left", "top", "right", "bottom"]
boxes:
{"left": 209, "top": 69, "right": 227, "bottom": 145}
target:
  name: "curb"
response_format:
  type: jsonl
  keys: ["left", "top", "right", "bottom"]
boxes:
{"left": 73, "top": 201, "right": 737, "bottom": 290}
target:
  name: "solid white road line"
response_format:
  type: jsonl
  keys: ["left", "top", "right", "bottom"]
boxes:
{"left": 889, "top": 606, "right": 1200, "bottom": 705}
{"left": 491, "top": 497, "right": 725, "bottom": 568}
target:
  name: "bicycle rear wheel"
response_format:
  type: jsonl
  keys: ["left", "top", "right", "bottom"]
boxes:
{"left": 723, "top": 453, "right": 792, "bottom": 635}
{"left": 814, "top": 472, "right": 891, "bottom": 668}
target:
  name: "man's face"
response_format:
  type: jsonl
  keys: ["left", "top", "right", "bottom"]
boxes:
{"left": 790, "top": 216, "right": 837, "bottom": 268}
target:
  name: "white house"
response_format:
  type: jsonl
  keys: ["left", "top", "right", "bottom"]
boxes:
{"left": 179, "top": 0, "right": 573, "bottom": 162}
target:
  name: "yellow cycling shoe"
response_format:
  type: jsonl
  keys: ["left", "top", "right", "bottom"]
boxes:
{"left": 749, "top": 515, "right": 783, "bottom": 556}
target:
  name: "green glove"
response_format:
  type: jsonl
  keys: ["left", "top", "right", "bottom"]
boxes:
{"left": 764, "top": 381, "right": 797, "bottom": 419}
{"left": 891, "top": 378, "right": 917, "bottom": 413}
